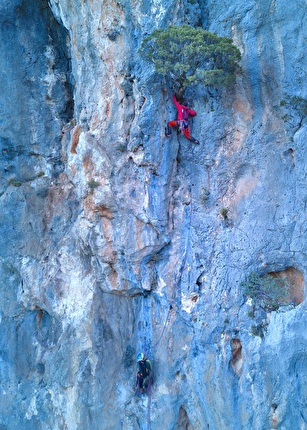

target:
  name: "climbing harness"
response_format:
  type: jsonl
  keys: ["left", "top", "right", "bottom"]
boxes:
{"left": 177, "top": 120, "right": 189, "bottom": 135}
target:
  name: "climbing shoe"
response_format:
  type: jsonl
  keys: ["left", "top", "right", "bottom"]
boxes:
{"left": 165, "top": 126, "right": 171, "bottom": 137}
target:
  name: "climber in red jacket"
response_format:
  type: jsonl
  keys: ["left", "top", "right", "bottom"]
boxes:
{"left": 165, "top": 95, "right": 199, "bottom": 144}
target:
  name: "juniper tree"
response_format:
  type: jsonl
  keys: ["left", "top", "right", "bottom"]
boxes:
{"left": 140, "top": 25, "right": 241, "bottom": 97}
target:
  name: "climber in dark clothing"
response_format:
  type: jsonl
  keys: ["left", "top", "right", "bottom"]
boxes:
{"left": 165, "top": 94, "right": 199, "bottom": 144}
{"left": 136, "top": 353, "right": 152, "bottom": 394}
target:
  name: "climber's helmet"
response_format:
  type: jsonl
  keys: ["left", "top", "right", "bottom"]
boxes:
{"left": 137, "top": 353, "right": 145, "bottom": 361}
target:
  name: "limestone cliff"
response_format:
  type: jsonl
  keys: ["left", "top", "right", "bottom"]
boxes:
{"left": 0, "top": 0, "right": 306, "bottom": 429}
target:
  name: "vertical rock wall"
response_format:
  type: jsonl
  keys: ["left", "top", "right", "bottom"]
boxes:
{"left": 0, "top": 0, "right": 306, "bottom": 429}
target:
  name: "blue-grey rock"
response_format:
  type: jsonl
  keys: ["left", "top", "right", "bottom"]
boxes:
{"left": 0, "top": 0, "right": 306, "bottom": 429}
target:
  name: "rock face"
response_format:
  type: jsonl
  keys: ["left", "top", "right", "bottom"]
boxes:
{"left": 0, "top": 0, "right": 306, "bottom": 429}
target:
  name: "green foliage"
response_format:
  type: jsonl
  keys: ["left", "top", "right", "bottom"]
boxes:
{"left": 9, "top": 178, "right": 22, "bottom": 187}
{"left": 88, "top": 179, "right": 101, "bottom": 189}
{"left": 200, "top": 187, "right": 210, "bottom": 203}
{"left": 280, "top": 94, "right": 307, "bottom": 133}
{"left": 220, "top": 207, "right": 229, "bottom": 219}
{"left": 140, "top": 25, "right": 241, "bottom": 94}
{"left": 241, "top": 272, "right": 290, "bottom": 312}
{"left": 116, "top": 144, "right": 127, "bottom": 153}
{"left": 280, "top": 95, "right": 307, "bottom": 120}
{"left": 251, "top": 323, "right": 267, "bottom": 338}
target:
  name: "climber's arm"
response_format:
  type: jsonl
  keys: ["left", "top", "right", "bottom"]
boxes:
{"left": 187, "top": 108, "right": 197, "bottom": 117}
{"left": 172, "top": 94, "right": 181, "bottom": 111}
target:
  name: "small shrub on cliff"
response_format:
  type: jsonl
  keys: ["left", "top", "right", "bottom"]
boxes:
{"left": 280, "top": 94, "right": 307, "bottom": 133}
{"left": 251, "top": 323, "right": 267, "bottom": 338}
{"left": 200, "top": 187, "right": 210, "bottom": 203}
{"left": 280, "top": 95, "right": 307, "bottom": 120}
{"left": 140, "top": 25, "right": 241, "bottom": 96}
{"left": 241, "top": 272, "right": 290, "bottom": 312}
{"left": 9, "top": 178, "right": 22, "bottom": 187}
{"left": 88, "top": 179, "right": 100, "bottom": 189}
{"left": 220, "top": 207, "right": 229, "bottom": 219}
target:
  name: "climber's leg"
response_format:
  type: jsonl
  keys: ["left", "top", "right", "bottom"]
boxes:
{"left": 190, "top": 136, "right": 199, "bottom": 144}
{"left": 165, "top": 120, "right": 177, "bottom": 137}
{"left": 183, "top": 127, "right": 199, "bottom": 144}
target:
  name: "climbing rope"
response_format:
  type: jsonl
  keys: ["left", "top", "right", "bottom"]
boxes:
{"left": 136, "top": 191, "right": 192, "bottom": 428}
{"left": 152, "top": 179, "right": 193, "bottom": 351}
{"left": 147, "top": 379, "right": 152, "bottom": 430}
{"left": 136, "top": 129, "right": 195, "bottom": 430}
